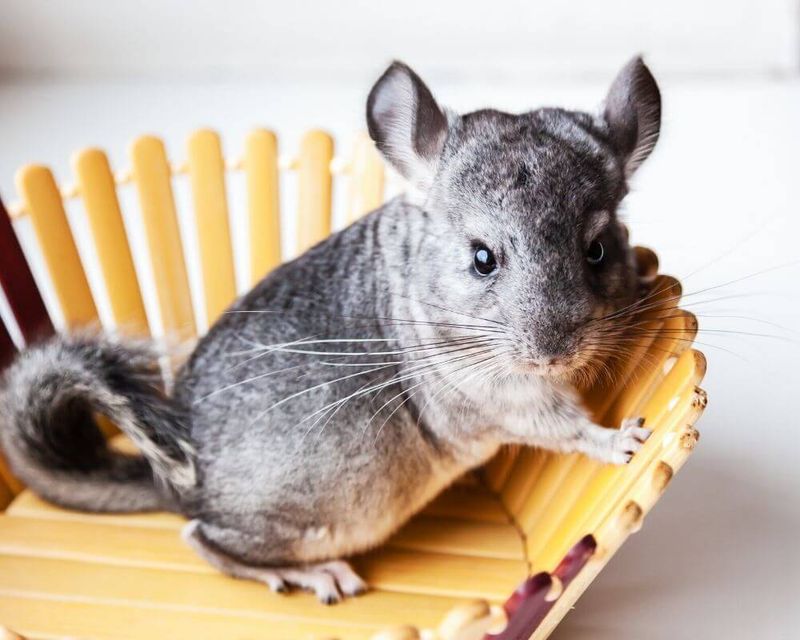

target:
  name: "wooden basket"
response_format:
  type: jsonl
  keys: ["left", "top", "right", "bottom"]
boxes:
{"left": 0, "top": 128, "right": 707, "bottom": 640}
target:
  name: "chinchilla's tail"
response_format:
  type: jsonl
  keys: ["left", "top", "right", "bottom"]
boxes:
{"left": 0, "top": 335, "right": 195, "bottom": 513}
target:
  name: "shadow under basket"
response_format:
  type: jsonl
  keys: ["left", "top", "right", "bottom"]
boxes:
{"left": 0, "top": 128, "right": 707, "bottom": 640}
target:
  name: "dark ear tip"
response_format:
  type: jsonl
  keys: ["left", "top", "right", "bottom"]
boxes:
{"left": 387, "top": 60, "right": 412, "bottom": 74}
{"left": 625, "top": 54, "right": 648, "bottom": 74}
{"left": 373, "top": 60, "right": 413, "bottom": 87}
{"left": 628, "top": 56, "right": 661, "bottom": 99}
{"left": 629, "top": 54, "right": 646, "bottom": 69}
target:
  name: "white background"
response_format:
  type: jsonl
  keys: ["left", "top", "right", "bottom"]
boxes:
{"left": 1, "top": 2, "right": 799, "bottom": 638}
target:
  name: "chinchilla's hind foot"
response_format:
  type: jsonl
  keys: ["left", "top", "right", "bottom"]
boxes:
{"left": 182, "top": 520, "right": 367, "bottom": 604}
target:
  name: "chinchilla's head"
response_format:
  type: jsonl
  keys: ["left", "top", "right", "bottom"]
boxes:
{"left": 367, "top": 57, "right": 661, "bottom": 380}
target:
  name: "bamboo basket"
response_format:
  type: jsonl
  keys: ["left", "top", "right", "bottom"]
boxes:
{"left": 0, "top": 128, "right": 706, "bottom": 640}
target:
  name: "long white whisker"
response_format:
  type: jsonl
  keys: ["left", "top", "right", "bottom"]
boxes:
{"left": 247, "top": 362, "right": 398, "bottom": 427}
{"left": 300, "top": 344, "right": 500, "bottom": 437}
{"left": 371, "top": 348, "right": 512, "bottom": 443}
{"left": 246, "top": 335, "right": 496, "bottom": 359}
{"left": 193, "top": 362, "right": 309, "bottom": 404}
{"left": 224, "top": 308, "right": 506, "bottom": 334}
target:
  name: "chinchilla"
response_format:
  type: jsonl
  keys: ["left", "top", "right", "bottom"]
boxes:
{"left": 0, "top": 56, "right": 661, "bottom": 603}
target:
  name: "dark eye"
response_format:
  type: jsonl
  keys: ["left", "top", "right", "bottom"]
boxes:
{"left": 473, "top": 245, "right": 497, "bottom": 276}
{"left": 586, "top": 240, "right": 604, "bottom": 265}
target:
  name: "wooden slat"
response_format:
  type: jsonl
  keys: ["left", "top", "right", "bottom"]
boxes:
{"left": 0, "top": 554, "right": 463, "bottom": 633}
{"left": 6, "top": 492, "right": 183, "bottom": 529}
{"left": 607, "top": 309, "right": 697, "bottom": 425}
{"left": 0, "top": 197, "right": 54, "bottom": 344}
{"left": 579, "top": 275, "right": 682, "bottom": 414}
{"left": 15, "top": 165, "right": 98, "bottom": 329}
{"left": 346, "top": 133, "right": 385, "bottom": 223}
{"left": 0, "top": 515, "right": 525, "bottom": 601}
{"left": 186, "top": 129, "right": 237, "bottom": 324}
{"left": 10, "top": 476, "right": 508, "bottom": 526}
{"left": 421, "top": 483, "right": 509, "bottom": 524}
{"left": 7, "top": 492, "right": 521, "bottom": 560}
{"left": 497, "top": 448, "right": 545, "bottom": 517}
{"left": 514, "top": 453, "right": 578, "bottom": 537}
{"left": 0, "top": 514, "right": 200, "bottom": 569}
{"left": 483, "top": 446, "right": 519, "bottom": 494}
{"left": 296, "top": 129, "right": 334, "bottom": 253}
{"left": 522, "top": 454, "right": 597, "bottom": 567}
{"left": 72, "top": 148, "right": 149, "bottom": 335}
{"left": 390, "top": 517, "right": 522, "bottom": 560}
{"left": 354, "top": 548, "right": 525, "bottom": 601}
{"left": 129, "top": 136, "right": 196, "bottom": 341}
{"left": 0, "top": 594, "right": 374, "bottom": 640}
{"left": 245, "top": 128, "right": 281, "bottom": 284}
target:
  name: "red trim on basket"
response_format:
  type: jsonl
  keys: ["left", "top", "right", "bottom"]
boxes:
{"left": 486, "top": 572, "right": 552, "bottom": 640}
{"left": 485, "top": 535, "right": 597, "bottom": 640}
{"left": 552, "top": 534, "right": 597, "bottom": 583}
{"left": 0, "top": 319, "right": 16, "bottom": 370}
{"left": 0, "top": 196, "right": 55, "bottom": 344}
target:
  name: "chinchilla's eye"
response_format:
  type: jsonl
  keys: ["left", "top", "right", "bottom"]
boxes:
{"left": 586, "top": 240, "right": 605, "bottom": 265}
{"left": 473, "top": 245, "right": 497, "bottom": 276}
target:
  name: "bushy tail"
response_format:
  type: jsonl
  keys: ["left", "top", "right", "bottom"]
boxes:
{"left": 0, "top": 335, "right": 195, "bottom": 513}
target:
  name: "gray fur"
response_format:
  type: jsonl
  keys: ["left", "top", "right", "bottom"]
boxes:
{"left": 0, "top": 57, "right": 661, "bottom": 602}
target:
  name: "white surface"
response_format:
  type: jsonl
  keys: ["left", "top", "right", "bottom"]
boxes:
{"left": 1, "top": 0, "right": 797, "bottom": 81}
{"left": 0, "top": 63, "right": 799, "bottom": 640}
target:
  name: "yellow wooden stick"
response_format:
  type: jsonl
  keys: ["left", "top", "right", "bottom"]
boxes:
{"left": 129, "top": 136, "right": 196, "bottom": 343}
{"left": 72, "top": 148, "right": 149, "bottom": 335}
{"left": 186, "top": 129, "right": 237, "bottom": 324}
{"left": 15, "top": 165, "right": 98, "bottom": 329}
{"left": 245, "top": 128, "right": 282, "bottom": 284}
{"left": 347, "top": 132, "right": 385, "bottom": 223}
{"left": 296, "top": 130, "right": 334, "bottom": 254}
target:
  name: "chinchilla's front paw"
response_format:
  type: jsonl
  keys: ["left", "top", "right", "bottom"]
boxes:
{"left": 573, "top": 417, "right": 652, "bottom": 465}
{"left": 606, "top": 417, "right": 651, "bottom": 464}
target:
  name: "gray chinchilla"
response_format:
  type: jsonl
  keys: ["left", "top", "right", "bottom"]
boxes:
{"left": 0, "top": 56, "right": 661, "bottom": 603}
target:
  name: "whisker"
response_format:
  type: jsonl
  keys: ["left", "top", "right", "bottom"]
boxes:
{"left": 392, "top": 292, "right": 505, "bottom": 328}
{"left": 224, "top": 308, "right": 506, "bottom": 334}
{"left": 371, "top": 349, "right": 512, "bottom": 443}
{"left": 294, "top": 343, "right": 502, "bottom": 436}
{"left": 301, "top": 345, "right": 500, "bottom": 440}
{"left": 193, "top": 362, "right": 310, "bottom": 404}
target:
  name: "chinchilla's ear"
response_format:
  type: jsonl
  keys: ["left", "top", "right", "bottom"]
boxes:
{"left": 367, "top": 61, "right": 449, "bottom": 193}
{"left": 603, "top": 56, "right": 661, "bottom": 177}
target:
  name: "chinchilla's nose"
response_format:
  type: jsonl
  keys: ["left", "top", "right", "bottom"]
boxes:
{"left": 526, "top": 290, "right": 588, "bottom": 361}
{"left": 523, "top": 255, "right": 590, "bottom": 360}
{"left": 531, "top": 325, "right": 574, "bottom": 361}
